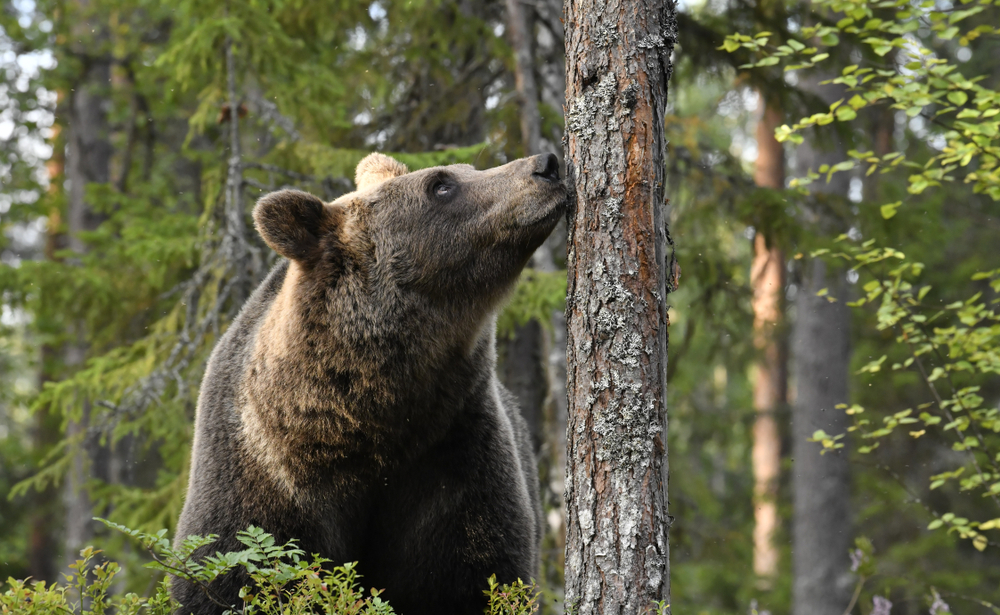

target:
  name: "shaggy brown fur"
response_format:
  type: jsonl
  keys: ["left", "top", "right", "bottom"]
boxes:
{"left": 173, "top": 153, "right": 565, "bottom": 615}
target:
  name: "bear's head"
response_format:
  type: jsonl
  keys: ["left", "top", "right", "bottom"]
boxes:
{"left": 252, "top": 153, "right": 566, "bottom": 356}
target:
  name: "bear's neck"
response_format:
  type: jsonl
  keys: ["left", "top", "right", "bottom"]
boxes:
{"left": 239, "top": 265, "right": 497, "bottom": 493}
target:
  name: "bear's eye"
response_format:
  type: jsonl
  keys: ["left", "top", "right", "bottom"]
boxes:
{"left": 434, "top": 182, "right": 455, "bottom": 198}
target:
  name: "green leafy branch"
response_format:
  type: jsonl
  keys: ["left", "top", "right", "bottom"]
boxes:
{"left": 720, "top": 0, "right": 1000, "bottom": 213}
{"left": 808, "top": 239, "right": 1000, "bottom": 551}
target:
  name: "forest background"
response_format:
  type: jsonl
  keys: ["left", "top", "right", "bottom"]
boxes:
{"left": 0, "top": 0, "right": 998, "bottom": 614}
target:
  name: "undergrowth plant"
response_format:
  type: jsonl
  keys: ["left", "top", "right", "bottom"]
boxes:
{"left": 2, "top": 522, "right": 541, "bottom": 615}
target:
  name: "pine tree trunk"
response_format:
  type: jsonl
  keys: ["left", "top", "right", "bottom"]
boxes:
{"left": 63, "top": 37, "right": 113, "bottom": 568}
{"left": 790, "top": 74, "right": 853, "bottom": 615}
{"left": 750, "top": 100, "right": 787, "bottom": 585}
{"left": 29, "top": 107, "right": 67, "bottom": 584}
{"left": 563, "top": 0, "right": 676, "bottom": 611}
{"left": 499, "top": 0, "right": 549, "bottom": 456}
{"left": 506, "top": 0, "right": 542, "bottom": 157}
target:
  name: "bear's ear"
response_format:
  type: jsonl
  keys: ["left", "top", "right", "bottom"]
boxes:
{"left": 355, "top": 153, "right": 408, "bottom": 190}
{"left": 253, "top": 190, "right": 339, "bottom": 264}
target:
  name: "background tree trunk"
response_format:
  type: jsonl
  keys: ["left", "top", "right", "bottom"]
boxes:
{"left": 790, "top": 74, "right": 854, "bottom": 615}
{"left": 750, "top": 100, "right": 787, "bottom": 586}
{"left": 506, "top": 0, "right": 542, "bottom": 157}
{"left": 791, "top": 258, "right": 852, "bottom": 615}
{"left": 563, "top": 1, "right": 676, "bottom": 612}
{"left": 62, "top": 40, "right": 113, "bottom": 569}
{"left": 500, "top": 0, "right": 549, "bottom": 455}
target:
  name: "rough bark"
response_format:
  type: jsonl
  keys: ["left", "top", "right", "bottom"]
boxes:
{"left": 63, "top": 35, "right": 113, "bottom": 568}
{"left": 790, "top": 74, "right": 853, "bottom": 615}
{"left": 750, "top": 100, "right": 787, "bottom": 584}
{"left": 563, "top": 1, "right": 676, "bottom": 612}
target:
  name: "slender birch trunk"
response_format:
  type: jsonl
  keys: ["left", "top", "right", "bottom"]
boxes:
{"left": 563, "top": 0, "right": 676, "bottom": 612}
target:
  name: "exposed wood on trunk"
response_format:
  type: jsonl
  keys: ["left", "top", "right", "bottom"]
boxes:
{"left": 563, "top": 0, "right": 676, "bottom": 612}
{"left": 750, "top": 99, "right": 787, "bottom": 584}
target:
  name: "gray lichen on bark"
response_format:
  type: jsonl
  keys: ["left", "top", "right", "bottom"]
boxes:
{"left": 563, "top": 0, "right": 677, "bottom": 613}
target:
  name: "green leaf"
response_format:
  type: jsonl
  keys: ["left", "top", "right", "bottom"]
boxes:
{"left": 721, "top": 38, "right": 741, "bottom": 52}
{"left": 947, "top": 90, "right": 969, "bottom": 105}
{"left": 836, "top": 106, "right": 858, "bottom": 121}
{"left": 880, "top": 201, "right": 901, "bottom": 219}
{"left": 848, "top": 94, "right": 868, "bottom": 110}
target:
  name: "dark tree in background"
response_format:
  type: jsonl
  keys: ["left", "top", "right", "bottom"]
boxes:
{"left": 790, "top": 73, "right": 853, "bottom": 615}
{"left": 563, "top": 0, "right": 677, "bottom": 612}
{"left": 62, "top": 5, "right": 113, "bottom": 568}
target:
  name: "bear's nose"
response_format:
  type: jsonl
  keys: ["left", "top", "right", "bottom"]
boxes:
{"left": 532, "top": 153, "right": 561, "bottom": 183}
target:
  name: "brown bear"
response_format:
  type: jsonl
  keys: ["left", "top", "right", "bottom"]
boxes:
{"left": 172, "top": 153, "right": 565, "bottom": 615}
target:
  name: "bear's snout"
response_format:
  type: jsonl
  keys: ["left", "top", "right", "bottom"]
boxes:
{"left": 531, "top": 153, "right": 561, "bottom": 183}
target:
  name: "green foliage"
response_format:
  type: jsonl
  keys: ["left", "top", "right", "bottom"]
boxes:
{"left": 103, "top": 509, "right": 403, "bottom": 614}
{"left": 717, "top": 0, "right": 1000, "bottom": 608}
{"left": 809, "top": 240, "right": 1000, "bottom": 554}
{"left": 496, "top": 270, "right": 567, "bottom": 340}
{"left": 1, "top": 521, "right": 541, "bottom": 615}
{"left": 2, "top": 546, "right": 174, "bottom": 615}
{"left": 722, "top": 0, "right": 1000, "bottom": 205}
{"left": 483, "top": 575, "right": 540, "bottom": 615}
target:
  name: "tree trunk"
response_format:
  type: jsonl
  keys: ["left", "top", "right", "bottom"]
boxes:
{"left": 63, "top": 38, "right": 113, "bottom": 568}
{"left": 499, "top": 0, "right": 549, "bottom": 456}
{"left": 500, "top": 321, "right": 548, "bottom": 453}
{"left": 563, "top": 1, "right": 676, "bottom": 612}
{"left": 505, "top": 0, "right": 571, "bottom": 591}
{"left": 29, "top": 105, "right": 67, "bottom": 584}
{"left": 791, "top": 259, "right": 852, "bottom": 615}
{"left": 506, "top": 0, "right": 542, "bottom": 157}
{"left": 790, "top": 75, "right": 853, "bottom": 615}
{"left": 750, "top": 100, "right": 787, "bottom": 585}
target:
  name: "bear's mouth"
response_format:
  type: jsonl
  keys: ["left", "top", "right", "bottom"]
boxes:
{"left": 520, "top": 193, "right": 567, "bottom": 229}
